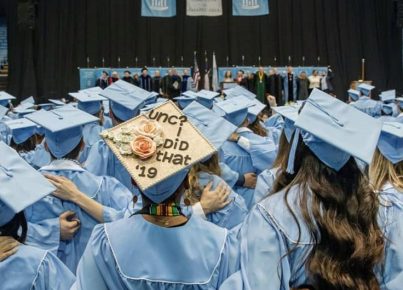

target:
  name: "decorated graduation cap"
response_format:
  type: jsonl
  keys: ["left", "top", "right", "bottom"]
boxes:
{"left": 0, "top": 141, "right": 55, "bottom": 227}
{"left": 183, "top": 101, "right": 237, "bottom": 150}
{"left": 69, "top": 92, "right": 107, "bottom": 115}
{"left": 380, "top": 90, "right": 396, "bottom": 103}
{"left": 272, "top": 105, "right": 299, "bottom": 142}
{"left": 212, "top": 96, "right": 249, "bottom": 127}
{"left": 0, "top": 91, "right": 16, "bottom": 107}
{"left": 223, "top": 85, "right": 256, "bottom": 100}
{"left": 101, "top": 89, "right": 145, "bottom": 122}
{"left": 4, "top": 118, "right": 38, "bottom": 145}
{"left": 348, "top": 89, "right": 361, "bottom": 102}
{"left": 100, "top": 101, "right": 216, "bottom": 203}
{"left": 288, "top": 89, "right": 382, "bottom": 173}
{"left": 357, "top": 83, "right": 375, "bottom": 97}
{"left": 194, "top": 90, "right": 220, "bottom": 109}
{"left": 377, "top": 122, "right": 403, "bottom": 164}
{"left": 26, "top": 106, "right": 99, "bottom": 158}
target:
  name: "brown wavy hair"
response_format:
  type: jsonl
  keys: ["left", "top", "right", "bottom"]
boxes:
{"left": 248, "top": 118, "right": 267, "bottom": 137}
{"left": 369, "top": 148, "right": 403, "bottom": 192}
{"left": 272, "top": 137, "right": 384, "bottom": 290}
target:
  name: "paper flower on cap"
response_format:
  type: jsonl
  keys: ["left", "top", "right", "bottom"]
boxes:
{"left": 101, "top": 119, "right": 165, "bottom": 159}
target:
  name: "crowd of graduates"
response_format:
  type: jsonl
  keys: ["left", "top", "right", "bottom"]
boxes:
{"left": 0, "top": 76, "right": 402, "bottom": 290}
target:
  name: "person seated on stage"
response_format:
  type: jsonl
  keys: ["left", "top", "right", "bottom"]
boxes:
{"left": 220, "top": 89, "right": 403, "bottom": 290}
{"left": 350, "top": 83, "right": 382, "bottom": 117}
{"left": 69, "top": 92, "right": 109, "bottom": 163}
{"left": 0, "top": 142, "right": 75, "bottom": 290}
{"left": 170, "top": 68, "right": 182, "bottom": 98}
{"left": 297, "top": 71, "right": 310, "bottom": 100}
{"left": 223, "top": 70, "right": 233, "bottom": 83}
{"left": 152, "top": 70, "right": 162, "bottom": 94}
{"left": 133, "top": 73, "right": 140, "bottom": 87}
{"left": 72, "top": 103, "right": 239, "bottom": 290}
{"left": 139, "top": 67, "right": 152, "bottom": 92}
{"left": 181, "top": 69, "right": 191, "bottom": 93}
{"left": 213, "top": 96, "right": 277, "bottom": 209}
{"left": 122, "top": 70, "right": 134, "bottom": 85}
{"left": 234, "top": 70, "right": 248, "bottom": 88}
{"left": 24, "top": 106, "right": 132, "bottom": 272}
{"left": 108, "top": 71, "right": 120, "bottom": 85}
{"left": 95, "top": 71, "right": 109, "bottom": 89}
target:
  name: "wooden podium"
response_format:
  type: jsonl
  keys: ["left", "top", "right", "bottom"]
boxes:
{"left": 350, "top": 58, "right": 372, "bottom": 90}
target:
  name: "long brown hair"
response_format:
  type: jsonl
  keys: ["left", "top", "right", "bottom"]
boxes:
{"left": 272, "top": 137, "right": 384, "bottom": 290}
{"left": 248, "top": 118, "right": 267, "bottom": 137}
{"left": 369, "top": 148, "right": 403, "bottom": 192}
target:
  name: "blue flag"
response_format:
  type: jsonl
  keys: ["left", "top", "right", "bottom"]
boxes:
{"left": 232, "top": 0, "right": 269, "bottom": 16}
{"left": 141, "top": 0, "right": 176, "bottom": 17}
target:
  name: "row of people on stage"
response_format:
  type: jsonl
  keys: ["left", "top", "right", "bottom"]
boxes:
{"left": 223, "top": 66, "right": 334, "bottom": 106}
{"left": 0, "top": 80, "right": 402, "bottom": 290}
{"left": 96, "top": 67, "right": 193, "bottom": 99}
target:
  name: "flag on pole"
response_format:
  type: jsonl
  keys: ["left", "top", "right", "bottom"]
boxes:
{"left": 212, "top": 52, "right": 219, "bottom": 91}
{"left": 192, "top": 52, "right": 200, "bottom": 91}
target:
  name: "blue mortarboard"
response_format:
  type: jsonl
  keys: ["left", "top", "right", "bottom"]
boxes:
{"left": 13, "top": 102, "right": 36, "bottom": 116}
{"left": 69, "top": 92, "right": 107, "bottom": 115}
{"left": 245, "top": 97, "right": 266, "bottom": 123}
{"left": 288, "top": 89, "right": 382, "bottom": 172}
{"left": 107, "top": 80, "right": 156, "bottom": 105}
{"left": 140, "top": 98, "right": 168, "bottom": 114}
{"left": 48, "top": 99, "right": 66, "bottom": 106}
{"left": 397, "top": 97, "right": 403, "bottom": 110}
{"left": 183, "top": 101, "right": 237, "bottom": 149}
{"left": 348, "top": 89, "right": 361, "bottom": 101}
{"left": 0, "top": 91, "right": 16, "bottom": 107}
{"left": 26, "top": 106, "right": 98, "bottom": 158}
{"left": 357, "top": 83, "right": 375, "bottom": 96}
{"left": 223, "top": 85, "right": 256, "bottom": 99}
{"left": 212, "top": 96, "right": 249, "bottom": 127}
{"left": 0, "top": 141, "right": 56, "bottom": 226}
{"left": 79, "top": 87, "right": 103, "bottom": 94}
{"left": 21, "top": 96, "right": 35, "bottom": 105}
{"left": 194, "top": 90, "right": 220, "bottom": 109}
{"left": 36, "top": 103, "right": 55, "bottom": 111}
{"left": 174, "top": 96, "right": 196, "bottom": 109}
{"left": 0, "top": 105, "right": 8, "bottom": 119}
{"left": 4, "top": 118, "right": 38, "bottom": 144}
{"left": 101, "top": 89, "right": 145, "bottom": 122}
{"left": 377, "top": 122, "right": 403, "bottom": 164}
{"left": 272, "top": 106, "right": 299, "bottom": 142}
{"left": 380, "top": 90, "right": 396, "bottom": 103}
{"left": 182, "top": 91, "right": 199, "bottom": 98}
{"left": 382, "top": 103, "right": 399, "bottom": 117}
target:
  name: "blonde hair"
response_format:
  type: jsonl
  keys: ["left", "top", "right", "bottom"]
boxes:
{"left": 186, "top": 153, "right": 221, "bottom": 203}
{"left": 369, "top": 148, "right": 403, "bottom": 192}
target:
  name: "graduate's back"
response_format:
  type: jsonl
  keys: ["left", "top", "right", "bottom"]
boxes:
{"left": 74, "top": 215, "right": 238, "bottom": 290}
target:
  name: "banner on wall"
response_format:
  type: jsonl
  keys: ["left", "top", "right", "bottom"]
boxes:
{"left": 186, "top": 0, "right": 223, "bottom": 16}
{"left": 141, "top": 0, "right": 176, "bottom": 17}
{"left": 232, "top": 0, "right": 269, "bottom": 16}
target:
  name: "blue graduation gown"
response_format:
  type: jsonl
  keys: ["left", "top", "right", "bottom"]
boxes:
{"left": 85, "top": 139, "right": 139, "bottom": 195}
{"left": 220, "top": 184, "right": 403, "bottom": 290}
{"left": 0, "top": 245, "right": 75, "bottom": 290}
{"left": 73, "top": 215, "right": 239, "bottom": 289}
{"left": 219, "top": 162, "right": 239, "bottom": 188}
{"left": 253, "top": 167, "right": 279, "bottom": 205}
{"left": 78, "top": 122, "right": 103, "bottom": 163}
{"left": 25, "top": 160, "right": 132, "bottom": 272}
{"left": 21, "top": 142, "right": 51, "bottom": 169}
{"left": 350, "top": 97, "right": 382, "bottom": 117}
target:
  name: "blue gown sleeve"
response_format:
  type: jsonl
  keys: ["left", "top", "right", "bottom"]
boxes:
{"left": 26, "top": 219, "right": 60, "bottom": 255}
{"left": 32, "top": 251, "right": 75, "bottom": 290}
{"left": 217, "top": 226, "right": 241, "bottom": 287}
{"left": 238, "top": 136, "right": 278, "bottom": 173}
{"left": 100, "top": 176, "right": 133, "bottom": 222}
{"left": 219, "top": 162, "right": 239, "bottom": 188}
{"left": 74, "top": 224, "right": 126, "bottom": 290}
{"left": 253, "top": 169, "right": 276, "bottom": 205}
{"left": 84, "top": 140, "right": 110, "bottom": 176}
{"left": 239, "top": 205, "right": 291, "bottom": 290}
{"left": 379, "top": 200, "right": 403, "bottom": 289}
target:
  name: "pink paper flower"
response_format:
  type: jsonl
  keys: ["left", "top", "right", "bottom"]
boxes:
{"left": 131, "top": 135, "right": 157, "bottom": 160}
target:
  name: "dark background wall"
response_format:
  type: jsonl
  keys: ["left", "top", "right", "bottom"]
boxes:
{"left": 1, "top": 0, "right": 402, "bottom": 102}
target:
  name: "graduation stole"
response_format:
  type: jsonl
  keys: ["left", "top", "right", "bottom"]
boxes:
{"left": 148, "top": 203, "right": 182, "bottom": 216}
{"left": 258, "top": 71, "right": 264, "bottom": 83}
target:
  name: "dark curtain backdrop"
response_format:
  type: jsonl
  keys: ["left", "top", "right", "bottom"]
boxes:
{"left": 2, "top": 0, "right": 402, "bottom": 101}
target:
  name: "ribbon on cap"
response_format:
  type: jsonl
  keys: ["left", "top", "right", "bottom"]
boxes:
{"left": 0, "top": 165, "right": 13, "bottom": 177}
{"left": 286, "top": 128, "right": 301, "bottom": 174}
{"left": 306, "top": 98, "right": 344, "bottom": 127}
